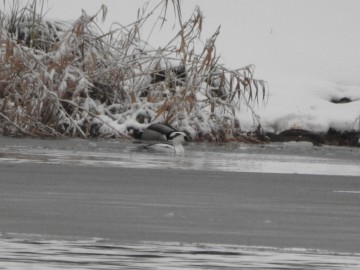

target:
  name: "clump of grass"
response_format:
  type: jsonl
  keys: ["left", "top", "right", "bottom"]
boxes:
{"left": 0, "top": 0, "right": 267, "bottom": 141}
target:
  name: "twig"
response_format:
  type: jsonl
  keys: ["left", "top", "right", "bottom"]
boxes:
{"left": 0, "top": 112, "right": 36, "bottom": 136}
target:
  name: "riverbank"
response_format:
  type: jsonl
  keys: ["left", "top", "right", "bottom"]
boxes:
{"left": 263, "top": 128, "right": 360, "bottom": 147}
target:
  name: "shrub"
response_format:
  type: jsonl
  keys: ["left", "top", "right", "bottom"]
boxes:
{"left": 0, "top": 0, "right": 267, "bottom": 141}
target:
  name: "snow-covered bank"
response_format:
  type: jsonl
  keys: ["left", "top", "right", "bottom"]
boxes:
{"left": 256, "top": 72, "right": 360, "bottom": 133}
{"left": 178, "top": 1, "right": 360, "bottom": 134}
{"left": 0, "top": 0, "right": 268, "bottom": 140}
{"left": 40, "top": 0, "right": 360, "bottom": 135}
{"left": 1, "top": 0, "right": 359, "bottom": 141}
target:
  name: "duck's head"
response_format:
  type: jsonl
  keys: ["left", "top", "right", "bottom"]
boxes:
{"left": 169, "top": 132, "right": 187, "bottom": 145}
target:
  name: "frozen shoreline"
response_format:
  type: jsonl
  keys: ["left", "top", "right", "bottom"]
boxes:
{"left": 1, "top": 136, "right": 359, "bottom": 176}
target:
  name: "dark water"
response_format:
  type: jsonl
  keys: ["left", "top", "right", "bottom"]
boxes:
{"left": 1, "top": 234, "right": 359, "bottom": 270}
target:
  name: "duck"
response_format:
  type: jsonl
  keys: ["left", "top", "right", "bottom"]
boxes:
{"left": 130, "top": 123, "right": 188, "bottom": 142}
{"left": 137, "top": 131, "right": 187, "bottom": 154}
{"left": 129, "top": 123, "right": 189, "bottom": 154}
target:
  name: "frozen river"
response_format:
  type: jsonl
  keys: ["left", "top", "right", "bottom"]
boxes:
{"left": 0, "top": 137, "right": 359, "bottom": 269}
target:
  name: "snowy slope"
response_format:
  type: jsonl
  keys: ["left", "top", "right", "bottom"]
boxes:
{"left": 10, "top": 0, "right": 360, "bottom": 133}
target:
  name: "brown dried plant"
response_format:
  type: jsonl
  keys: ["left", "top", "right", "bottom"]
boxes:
{"left": 0, "top": 0, "right": 267, "bottom": 141}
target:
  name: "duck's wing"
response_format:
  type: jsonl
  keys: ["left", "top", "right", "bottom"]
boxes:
{"left": 146, "top": 123, "right": 192, "bottom": 142}
{"left": 147, "top": 123, "right": 177, "bottom": 136}
{"left": 141, "top": 129, "right": 167, "bottom": 141}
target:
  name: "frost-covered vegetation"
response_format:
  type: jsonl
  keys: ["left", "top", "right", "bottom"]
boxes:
{"left": 0, "top": 0, "right": 267, "bottom": 141}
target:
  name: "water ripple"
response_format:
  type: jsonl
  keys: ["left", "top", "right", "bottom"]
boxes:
{"left": 0, "top": 234, "right": 359, "bottom": 270}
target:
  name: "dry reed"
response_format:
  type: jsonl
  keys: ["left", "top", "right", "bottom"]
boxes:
{"left": 0, "top": 0, "right": 268, "bottom": 141}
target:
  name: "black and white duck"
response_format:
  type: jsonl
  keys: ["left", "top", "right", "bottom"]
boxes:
{"left": 130, "top": 123, "right": 188, "bottom": 154}
{"left": 131, "top": 123, "right": 182, "bottom": 142}
{"left": 138, "top": 131, "right": 187, "bottom": 154}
